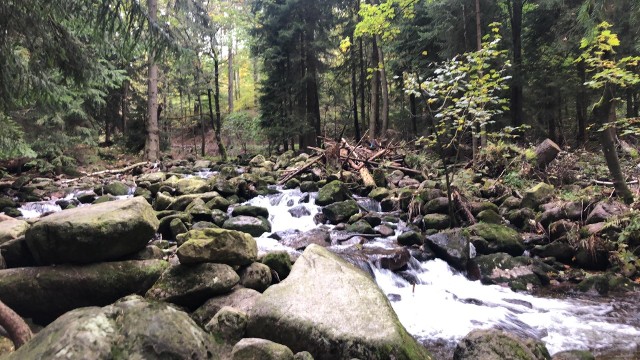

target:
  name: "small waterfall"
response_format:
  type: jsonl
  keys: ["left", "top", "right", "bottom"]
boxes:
{"left": 18, "top": 201, "right": 62, "bottom": 219}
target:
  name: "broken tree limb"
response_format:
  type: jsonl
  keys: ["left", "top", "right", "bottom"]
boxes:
{"left": 593, "top": 179, "right": 639, "bottom": 186}
{"left": 0, "top": 300, "right": 32, "bottom": 349}
{"left": 452, "top": 190, "right": 476, "bottom": 225}
{"left": 359, "top": 167, "right": 376, "bottom": 188}
{"left": 340, "top": 155, "right": 423, "bottom": 175}
{"left": 278, "top": 155, "right": 324, "bottom": 185}
{"left": 534, "top": 139, "right": 561, "bottom": 169}
{"left": 60, "top": 161, "right": 149, "bottom": 184}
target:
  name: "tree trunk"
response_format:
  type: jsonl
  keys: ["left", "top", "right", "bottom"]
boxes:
{"left": 534, "top": 138, "right": 561, "bottom": 169}
{"left": 376, "top": 36, "right": 389, "bottom": 133}
{"left": 351, "top": 43, "right": 361, "bottom": 142}
{"left": 369, "top": 37, "right": 380, "bottom": 140}
{"left": 0, "top": 300, "right": 32, "bottom": 349}
{"left": 198, "top": 95, "right": 205, "bottom": 156}
{"left": 592, "top": 85, "right": 634, "bottom": 204}
{"left": 228, "top": 31, "right": 234, "bottom": 113}
{"left": 213, "top": 50, "right": 227, "bottom": 161}
{"left": 359, "top": 37, "right": 367, "bottom": 134}
{"left": 507, "top": 0, "right": 524, "bottom": 130}
{"left": 475, "top": 0, "right": 487, "bottom": 148}
{"left": 121, "top": 80, "right": 129, "bottom": 136}
{"left": 576, "top": 60, "right": 588, "bottom": 145}
{"left": 208, "top": 88, "right": 226, "bottom": 161}
{"left": 145, "top": 0, "right": 160, "bottom": 161}
{"left": 410, "top": 93, "right": 418, "bottom": 136}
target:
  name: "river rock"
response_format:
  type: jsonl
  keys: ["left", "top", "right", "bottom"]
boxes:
{"left": 25, "top": 197, "right": 159, "bottom": 265}
{"left": 168, "top": 191, "right": 221, "bottom": 211}
{"left": 423, "top": 197, "right": 450, "bottom": 214}
{"left": 232, "top": 338, "right": 294, "bottom": 360}
{"left": 261, "top": 251, "right": 293, "bottom": 280}
{"left": 551, "top": 350, "right": 595, "bottom": 360}
{"left": 346, "top": 220, "right": 375, "bottom": 234}
{"left": 453, "top": 329, "right": 550, "bottom": 360}
{"left": 232, "top": 205, "right": 270, "bottom": 218}
{"left": 5, "top": 295, "right": 220, "bottom": 360}
{"left": 0, "top": 219, "right": 29, "bottom": 245}
{"left": 468, "top": 253, "right": 552, "bottom": 291}
{"left": 0, "top": 253, "right": 5, "bottom": 269}
{"left": 223, "top": 216, "right": 271, "bottom": 237}
{"left": 322, "top": 200, "right": 359, "bottom": 224}
{"left": 423, "top": 213, "right": 451, "bottom": 230}
{"left": 468, "top": 223, "right": 524, "bottom": 256}
{"left": 158, "top": 213, "right": 192, "bottom": 240}
{"left": 281, "top": 228, "right": 331, "bottom": 251}
{"left": 175, "top": 177, "right": 210, "bottom": 195}
{"left": 186, "top": 198, "right": 213, "bottom": 222}
{"left": 247, "top": 245, "right": 431, "bottom": 360}
{"left": 586, "top": 200, "right": 627, "bottom": 224}
{"left": 530, "top": 240, "right": 575, "bottom": 263}
{"left": 288, "top": 205, "right": 311, "bottom": 218}
{"left": 239, "top": 262, "right": 273, "bottom": 292}
{"left": 316, "top": 180, "right": 348, "bottom": 206}
{"left": 102, "top": 181, "right": 130, "bottom": 196}
{"left": 425, "top": 229, "right": 471, "bottom": 271}
{"left": 206, "top": 306, "right": 248, "bottom": 342}
{"left": 206, "top": 196, "right": 232, "bottom": 211}
{"left": 0, "top": 259, "right": 167, "bottom": 324}
{"left": 397, "top": 231, "right": 424, "bottom": 246}
{"left": 146, "top": 263, "right": 239, "bottom": 309}
{"left": 170, "top": 218, "right": 189, "bottom": 240}
{"left": 299, "top": 181, "right": 318, "bottom": 193}
{"left": 154, "top": 191, "right": 175, "bottom": 210}
{"left": 176, "top": 228, "right": 258, "bottom": 266}
{"left": 192, "top": 288, "right": 262, "bottom": 327}
{"left": 0, "top": 237, "right": 35, "bottom": 267}
{"left": 137, "top": 171, "right": 167, "bottom": 184}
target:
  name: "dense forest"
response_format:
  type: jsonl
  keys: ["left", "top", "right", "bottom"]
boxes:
{"left": 3, "top": 1, "right": 640, "bottom": 359}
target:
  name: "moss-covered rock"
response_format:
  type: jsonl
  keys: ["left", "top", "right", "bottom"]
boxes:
{"left": 468, "top": 253, "right": 550, "bottom": 291}
{"left": 453, "top": 329, "right": 550, "bottom": 360}
{"left": 5, "top": 295, "right": 220, "bottom": 360}
{"left": 551, "top": 350, "right": 595, "bottom": 360}
{"left": 146, "top": 262, "right": 239, "bottom": 309}
{"left": 468, "top": 223, "right": 525, "bottom": 256}
{"left": 206, "top": 196, "right": 231, "bottom": 211}
{"left": 521, "top": 182, "right": 554, "bottom": 210}
{"left": 346, "top": 220, "right": 375, "bottom": 234}
{"left": 425, "top": 229, "right": 470, "bottom": 271}
{"left": 576, "top": 274, "right": 637, "bottom": 295}
{"left": 322, "top": 200, "right": 359, "bottom": 224}
{"left": 137, "top": 172, "right": 166, "bottom": 184}
{"left": 206, "top": 306, "right": 248, "bottom": 343}
{"left": 261, "top": 251, "right": 293, "bottom": 280}
{"left": 423, "top": 197, "right": 450, "bottom": 214}
{"left": 25, "top": 197, "right": 159, "bottom": 265}
{"left": 192, "top": 287, "right": 262, "bottom": 327}
{"left": 168, "top": 191, "right": 221, "bottom": 211}
{"left": 232, "top": 205, "right": 270, "bottom": 218}
{"left": 176, "top": 228, "right": 258, "bottom": 266}
{"left": 299, "top": 181, "right": 318, "bottom": 193}
{"left": 316, "top": 180, "right": 348, "bottom": 206}
{"left": 368, "top": 187, "right": 390, "bottom": 201}
{"left": 247, "top": 245, "right": 432, "bottom": 360}
{"left": 185, "top": 198, "right": 212, "bottom": 222}
{"left": 102, "top": 181, "right": 130, "bottom": 196}
{"left": 223, "top": 216, "right": 271, "bottom": 237}
{"left": 175, "top": 177, "right": 210, "bottom": 195}
{"left": 477, "top": 209, "right": 503, "bottom": 224}
{"left": 397, "top": 231, "right": 424, "bottom": 246}
{"left": 239, "top": 262, "right": 273, "bottom": 292}
{"left": 153, "top": 191, "right": 174, "bottom": 211}
{"left": 0, "top": 219, "right": 29, "bottom": 245}
{"left": 284, "top": 178, "right": 301, "bottom": 190}
{"left": 422, "top": 213, "right": 451, "bottom": 230}
{"left": 0, "top": 260, "right": 168, "bottom": 324}
{"left": 232, "top": 338, "right": 294, "bottom": 360}
{"left": 170, "top": 218, "right": 188, "bottom": 241}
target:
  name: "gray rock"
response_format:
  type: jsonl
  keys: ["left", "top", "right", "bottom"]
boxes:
{"left": 425, "top": 229, "right": 471, "bottom": 271}
{"left": 102, "top": 181, "right": 130, "bottom": 196}
{"left": 468, "top": 253, "right": 552, "bottom": 291}
{"left": 261, "top": 251, "right": 293, "bottom": 280}
{"left": 5, "top": 295, "right": 220, "bottom": 360}
{"left": 322, "top": 200, "right": 359, "bottom": 224}
{"left": 205, "top": 306, "right": 248, "bottom": 342}
{"left": 223, "top": 215, "right": 272, "bottom": 237}
{"left": 232, "top": 338, "right": 294, "bottom": 360}
{"left": 316, "top": 180, "right": 348, "bottom": 206}
{"left": 468, "top": 223, "right": 525, "bottom": 256}
{"left": 247, "top": 245, "right": 431, "bottom": 360}
{"left": 232, "top": 205, "right": 270, "bottom": 218}
{"left": 521, "top": 182, "right": 554, "bottom": 210}
{"left": 192, "top": 287, "right": 262, "bottom": 327}
{"left": 176, "top": 228, "right": 257, "bottom": 266}
{"left": 0, "top": 219, "right": 29, "bottom": 245}
{"left": 239, "top": 262, "right": 273, "bottom": 292}
{"left": 453, "top": 329, "right": 550, "bottom": 360}
{"left": 146, "top": 263, "right": 239, "bottom": 309}
{"left": 0, "top": 260, "right": 168, "bottom": 324}
{"left": 25, "top": 197, "right": 159, "bottom": 265}
{"left": 551, "top": 350, "right": 595, "bottom": 360}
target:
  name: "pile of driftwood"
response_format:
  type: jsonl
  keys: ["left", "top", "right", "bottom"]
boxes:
{"left": 278, "top": 137, "right": 421, "bottom": 186}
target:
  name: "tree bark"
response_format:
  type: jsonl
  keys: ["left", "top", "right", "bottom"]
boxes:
{"left": 369, "top": 37, "right": 380, "bottom": 140}
{"left": 0, "top": 299, "right": 32, "bottom": 349}
{"left": 212, "top": 49, "right": 227, "bottom": 161}
{"left": 534, "top": 138, "right": 561, "bottom": 169}
{"left": 351, "top": 41, "right": 361, "bottom": 141}
{"left": 592, "top": 85, "right": 634, "bottom": 204}
{"left": 144, "top": 0, "right": 160, "bottom": 161}
{"left": 359, "top": 36, "right": 367, "bottom": 134}
{"left": 376, "top": 36, "right": 389, "bottom": 133}
{"left": 228, "top": 31, "right": 234, "bottom": 113}
{"left": 576, "top": 60, "right": 588, "bottom": 145}
{"left": 475, "top": 0, "right": 487, "bottom": 148}
{"left": 410, "top": 92, "right": 417, "bottom": 136}
{"left": 507, "top": 0, "right": 524, "bottom": 130}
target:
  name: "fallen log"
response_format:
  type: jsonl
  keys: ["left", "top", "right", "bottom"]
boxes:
{"left": 60, "top": 161, "right": 149, "bottom": 184}
{"left": 359, "top": 167, "right": 376, "bottom": 188}
{"left": 277, "top": 155, "right": 324, "bottom": 185}
{"left": 534, "top": 139, "right": 561, "bottom": 169}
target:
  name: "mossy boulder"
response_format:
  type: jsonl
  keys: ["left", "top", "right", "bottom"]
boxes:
{"left": 232, "top": 205, "right": 270, "bottom": 218}
{"left": 102, "top": 181, "right": 130, "bottom": 196}
{"left": 0, "top": 219, "right": 29, "bottom": 245}
{"left": 232, "top": 338, "right": 294, "bottom": 360}
{"left": 175, "top": 177, "right": 210, "bottom": 195}
{"left": 137, "top": 172, "right": 166, "bottom": 184}
{"left": 425, "top": 229, "right": 471, "bottom": 271}
{"left": 477, "top": 209, "right": 503, "bottom": 224}
{"left": 346, "top": 220, "right": 375, "bottom": 234}
{"left": 206, "top": 196, "right": 231, "bottom": 211}
{"left": 576, "top": 274, "right": 637, "bottom": 295}
{"left": 551, "top": 350, "right": 595, "bottom": 360}
{"left": 176, "top": 228, "right": 258, "bottom": 266}
{"left": 368, "top": 187, "right": 390, "bottom": 201}
{"left": 422, "top": 213, "right": 451, "bottom": 230}
{"left": 521, "top": 182, "right": 554, "bottom": 210}
{"left": 316, "top": 180, "right": 348, "bottom": 206}
{"left": 25, "top": 197, "right": 159, "bottom": 265}
{"left": 239, "top": 262, "right": 273, "bottom": 292}
{"left": 423, "top": 197, "right": 450, "bottom": 214}
{"left": 530, "top": 240, "right": 575, "bottom": 263}
{"left": 261, "top": 251, "right": 293, "bottom": 280}
{"left": 468, "top": 253, "right": 550, "bottom": 291}
{"left": 247, "top": 245, "right": 431, "bottom": 360}
{"left": 397, "top": 231, "right": 424, "bottom": 246}
{"left": 322, "top": 200, "right": 359, "bottom": 224}
{"left": 299, "top": 181, "right": 318, "bottom": 193}
{"left": 0, "top": 260, "right": 167, "bottom": 324}
{"left": 205, "top": 306, "right": 248, "bottom": 343}
{"left": 153, "top": 192, "right": 175, "bottom": 211}
{"left": 168, "top": 191, "right": 221, "bottom": 211}
{"left": 5, "top": 295, "right": 220, "bottom": 360}
{"left": 453, "top": 329, "right": 550, "bottom": 360}
{"left": 146, "top": 263, "right": 239, "bottom": 309}
{"left": 223, "top": 216, "right": 271, "bottom": 237}
{"left": 192, "top": 287, "right": 262, "bottom": 327}
{"left": 468, "top": 223, "right": 525, "bottom": 256}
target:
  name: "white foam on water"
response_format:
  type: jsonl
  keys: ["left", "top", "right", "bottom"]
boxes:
{"left": 246, "top": 188, "right": 321, "bottom": 233}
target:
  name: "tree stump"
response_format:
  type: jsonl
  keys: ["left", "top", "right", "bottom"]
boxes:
{"left": 534, "top": 138, "right": 561, "bottom": 169}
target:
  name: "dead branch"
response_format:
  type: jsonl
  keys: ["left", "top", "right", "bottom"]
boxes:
{"left": 452, "top": 190, "right": 476, "bottom": 225}
{"left": 60, "top": 161, "right": 149, "bottom": 184}
{"left": 278, "top": 155, "right": 324, "bottom": 185}
{"left": 0, "top": 300, "right": 32, "bottom": 349}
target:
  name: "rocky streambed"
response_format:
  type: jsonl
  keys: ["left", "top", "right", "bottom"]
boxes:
{"left": 0, "top": 153, "right": 639, "bottom": 359}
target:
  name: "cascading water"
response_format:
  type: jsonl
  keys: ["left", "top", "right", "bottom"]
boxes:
{"left": 245, "top": 187, "right": 640, "bottom": 357}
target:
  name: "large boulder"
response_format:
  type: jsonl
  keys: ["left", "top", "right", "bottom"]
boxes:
{"left": 5, "top": 295, "right": 221, "bottom": 360}
{"left": 102, "top": 181, "right": 130, "bottom": 196}
{"left": 467, "top": 223, "right": 525, "bottom": 256}
{"left": 322, "top": 200, "right": 359, "bottom": 224}
{"left": 0, "top": 219, "right": 29, "bottom": 245}
{"left": 177, "top": 228, "right": 258, "bottom": 266}
{"left": 25, "top": 197, "right": 159, "bottom": 265}
{"left": 316, "top": 180, "right": 348, "bottom": 206}
{"left": 425, "top": 229, "right": 471, "bottom": 271}
{"left": 146, "top": 263, "right": 239, "bottom": 309}
{"left": 521, "top": 182, "right": 554, "bottom": 210}
{"left": 0, "top": 260, "right": 168, "bottom": 324}
{"left": 247, "top": 245, "right": 431, "bottom": 360}
{"left": 223, "top": 216, "right": 271, "bottom": 237}
{"left": 232, "top": 205, "right": 270, "bottom": 218}
{"left": 176, "top": 177, "right": 210, "bottom": 195}
{"left": 232, "top": 338, "right": 294, "bottom": 360}
{"left": 468, "top": 253, "right": 553, "bottom": 291}
{"left": 239, "top": 262, "right": 273, "bottom": 292}
{"left": 453, "top": 329, "right": 550, "bottom": 360}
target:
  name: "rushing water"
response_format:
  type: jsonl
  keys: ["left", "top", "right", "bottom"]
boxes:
{"left": 247, "top": 188, "right": 640, "bottom": 358}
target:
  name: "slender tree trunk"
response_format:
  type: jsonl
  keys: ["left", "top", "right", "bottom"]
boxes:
{"left": 213, "top": 51, "right": 226, "bottom": 161}
{"left": 592, "top": 85, "right": 634, "bottom": 204}
{"left": 626, "top": 88, "right": 634, "bottom": 118}
{"left": 376, "top": 36, "right": 389, "bottom": 134}
{"left": 121, "top": 80, "right": 129, "bottom": 136}
{"left": 145, "top": 0, "right": 160, "bottom": 161}
{"left": 208, "top": 88, "right": 226, "bottom": 161}
{"left": 369, "top": 37, "right": 380, "bottom": 140}
{"left": 475, "top": 0, "right": 487, "bottom": 148}
{"left": 0, "top": 300, "right": 32, "bottom": 349}
{"left": 351, "top": 46, "right": 361, "bottom": 141}
{"left": 359, "top": 37, "right": 367, "bottom": 134}
{"left": 304, "top": 22, "right": 321, "bottom": 149}
{"left": 507, "top": 0, "right": 524, "bottom": 130}
{"left": 410, "top": 93, "right": 418, "bottom": 136}
{"left": 198, "top": 95, "right": 205, "bottom": 156}
{"left": 228, "top": 31, "right": 234, "bottom": 113}
{"left": 576, "top": 60, "right": 588, "bottom": 145}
